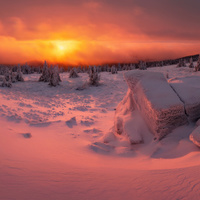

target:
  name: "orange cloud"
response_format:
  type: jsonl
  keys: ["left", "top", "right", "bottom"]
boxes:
{"left": 0, "top": 35, "right": 200, "bottom": 65}
{"left": 0, "top": 0, "right": 200, "bottom": 64}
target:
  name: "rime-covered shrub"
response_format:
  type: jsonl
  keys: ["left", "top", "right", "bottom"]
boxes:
{"left": 189, "top": 57, "right": 194, "bottom": 68}
{"left": 69, "top": 67, "right": 79, "bottom": 78}
{"left": 49, "top": 66, "right": 61, "bottom": 87}
{"left": 111, "top": 65, "right": 118, "bottom": 74}
{"left": 89, "top": 66, "right": 100, "bottom": 86}
{"left": 39, "top": 61, "right": 50, "bottom": 82}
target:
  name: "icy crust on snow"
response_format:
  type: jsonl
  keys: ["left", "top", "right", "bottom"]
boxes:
{"left": 190, "top": 126, "right": 200, "bottom": 147}
{"left": 124, "top": 70, "right": 188, "bottom": 139}
{"left": 169, "top": 76, "right": 200, "bottom": 121}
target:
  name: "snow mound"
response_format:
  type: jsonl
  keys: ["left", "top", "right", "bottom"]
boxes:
{"left": 169, "top": 76, "right": 200, "bottom": 121}
{"left": 113, "top": 89, "right": 145, "bottom": 144}
{"left": 124, "top": 70, "right": 188, "bottom": 140}
{"left": 190, "top": 126, "right": 200, "bottom": 147}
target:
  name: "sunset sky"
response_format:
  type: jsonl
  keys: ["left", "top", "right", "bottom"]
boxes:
{"left": 0, "top": 0, "right": 200, "bottom": 65}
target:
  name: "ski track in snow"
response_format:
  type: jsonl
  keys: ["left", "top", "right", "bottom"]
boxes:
{"left": 1, "top": 67, "right": 200, "bottom": 199}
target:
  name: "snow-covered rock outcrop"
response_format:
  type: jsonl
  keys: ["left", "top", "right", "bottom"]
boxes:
{"left": 123, "top": 70, "right": 188, "bottom": 140}
{"left": 190, "top": 126, "right": 200, "bottom": 147}
{"left": 169, "top": 76, "right": 200, "bottom": 121}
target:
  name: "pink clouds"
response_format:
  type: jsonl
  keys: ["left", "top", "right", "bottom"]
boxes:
{"left": 0, "top": 0, "right": 199, "bottom": 64}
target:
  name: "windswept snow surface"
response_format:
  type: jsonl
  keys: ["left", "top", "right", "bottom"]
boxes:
{"left": 1, "top": 66, "right": 200, "bottom": 200}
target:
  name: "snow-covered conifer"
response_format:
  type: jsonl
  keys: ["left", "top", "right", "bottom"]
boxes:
{"left": 106, "top": 65, "right": 111, "bottom": 72}
{"left": 11, "top": 72, "right": 17, "bottom": 83}
{"left": 195, "top": 55, "right": 200, "bottom": 72}
{"left": 4, "top": 67, "right": 10, "bottom": 81}
{"left": 59, "top": 66, "right": 65, "bottom": 73}
{"left": 117, "top": 63, "right": 122, "bottom": 71}
{"left": 189, "top": 57, "right": 194, "bottom": 68}
{"left": 111, "top": 65, "right": 118, "bottom": 74}
{"left": 22, "top": 63, "right": 31, "bottom": 74}
{"left": 122, "top": 64, "right": 127, "bottom": 70}
{"left": 97, "top": 66, "right": 101, "bottom": 73}
{"left": 139, "top": 61, "right": 147, "bottom": 70}
{"left": 89, "top": 66, "right": 100, "bottom": 86}
{"left": 176, "top": 59, "right": 186, "bottom": 68}
{"left": 183, "top": 59, "right": 187, "bottom": 67}
{"left": 2, "top": 74, "right": 12, "bottom": 88}
{"left": 16, "top": 64, "right": 24, "bottom": 82}
{"left": 130, "top": 64, "right": 136, "bottom": 70}
{"left": 69, "top": 67, "right": 79, "bottom": 78}
{"left": 39, "top": 61, "right": 50, "bottom": 82}
{"left": 49, "top": 66, "right": 61, "bottom": 87}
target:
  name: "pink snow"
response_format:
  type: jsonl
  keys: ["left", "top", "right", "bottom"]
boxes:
{"left": 1, "top": 65, "right": 200, "bottom": 200}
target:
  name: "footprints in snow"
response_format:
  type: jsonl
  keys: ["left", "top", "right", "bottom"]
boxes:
{"left": 65, "top": 117, "right": 95, "bottom": 128}
{"left": 66, "top": 117, "right": 103, "bottom": 139}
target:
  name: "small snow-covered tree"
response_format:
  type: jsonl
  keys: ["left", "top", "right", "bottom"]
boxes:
{"left": 189, "top": 57, "right": 194, "bottom": 68}
{"left": 4, "top": 67, "right": 10, "bottom": 81}
{"left": 77, "top": 66, "right": 82, "bottom": 73}
{"left": 130, "top": 64, "right": 136, "bottom": 70}
{"left": 183, "top": 59, "right": 187, "bottom": 67}
{"left": 176, "top": 59, "right": 186, "bottom": 68}
{"left": 122, "top": 64, "right": 127, "bottom": 70}
{"left": 22, "top": 63, "right": 31, "bottom": 74}
{"left": 39, "top": 61, "right": 50, "bottom": 82}
{"left": 97, "top": 66, "right": 102, "bottom": 73}
{"left": 106, "top": 65, "right": 111, "bottom": 72}
{"left": 11, "top": 71, "right": 17, "bottom": 83}
{"left": 89, "top": 66, "right": 100, "bottom": 86}
{"left": 176, "top": 59, "right": 182, "bottom": 68}
{"left": 59, "top": 66, "right": 65, "bottom": 73}
{"left": 195, "top": 55, "right": 200, "bottom": 72}
{"left": 117, "top": 63, "right": 122, "bottom": 71}
{"left": 49, "top": 66, "right": 61, "bottom": 87}
{"left": 16, "top": 64, "right": 24, "bottom": 82}
{"left": 2, "top": 74, "right": 12, "bottom": 88}
{"left": 69, "top": 67, "right": 79, "bottom": 78}
{"left": 87, "top": 66, "right": 92, "bottom": 74}
{"left": 111, "top": 65, "right": 118, "bottom": 74}
{"left": 139, "top": 61, "right": 147, "bottom": 70}
{"left": 102, "top": 65, "right": 107, "bottom": 72}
